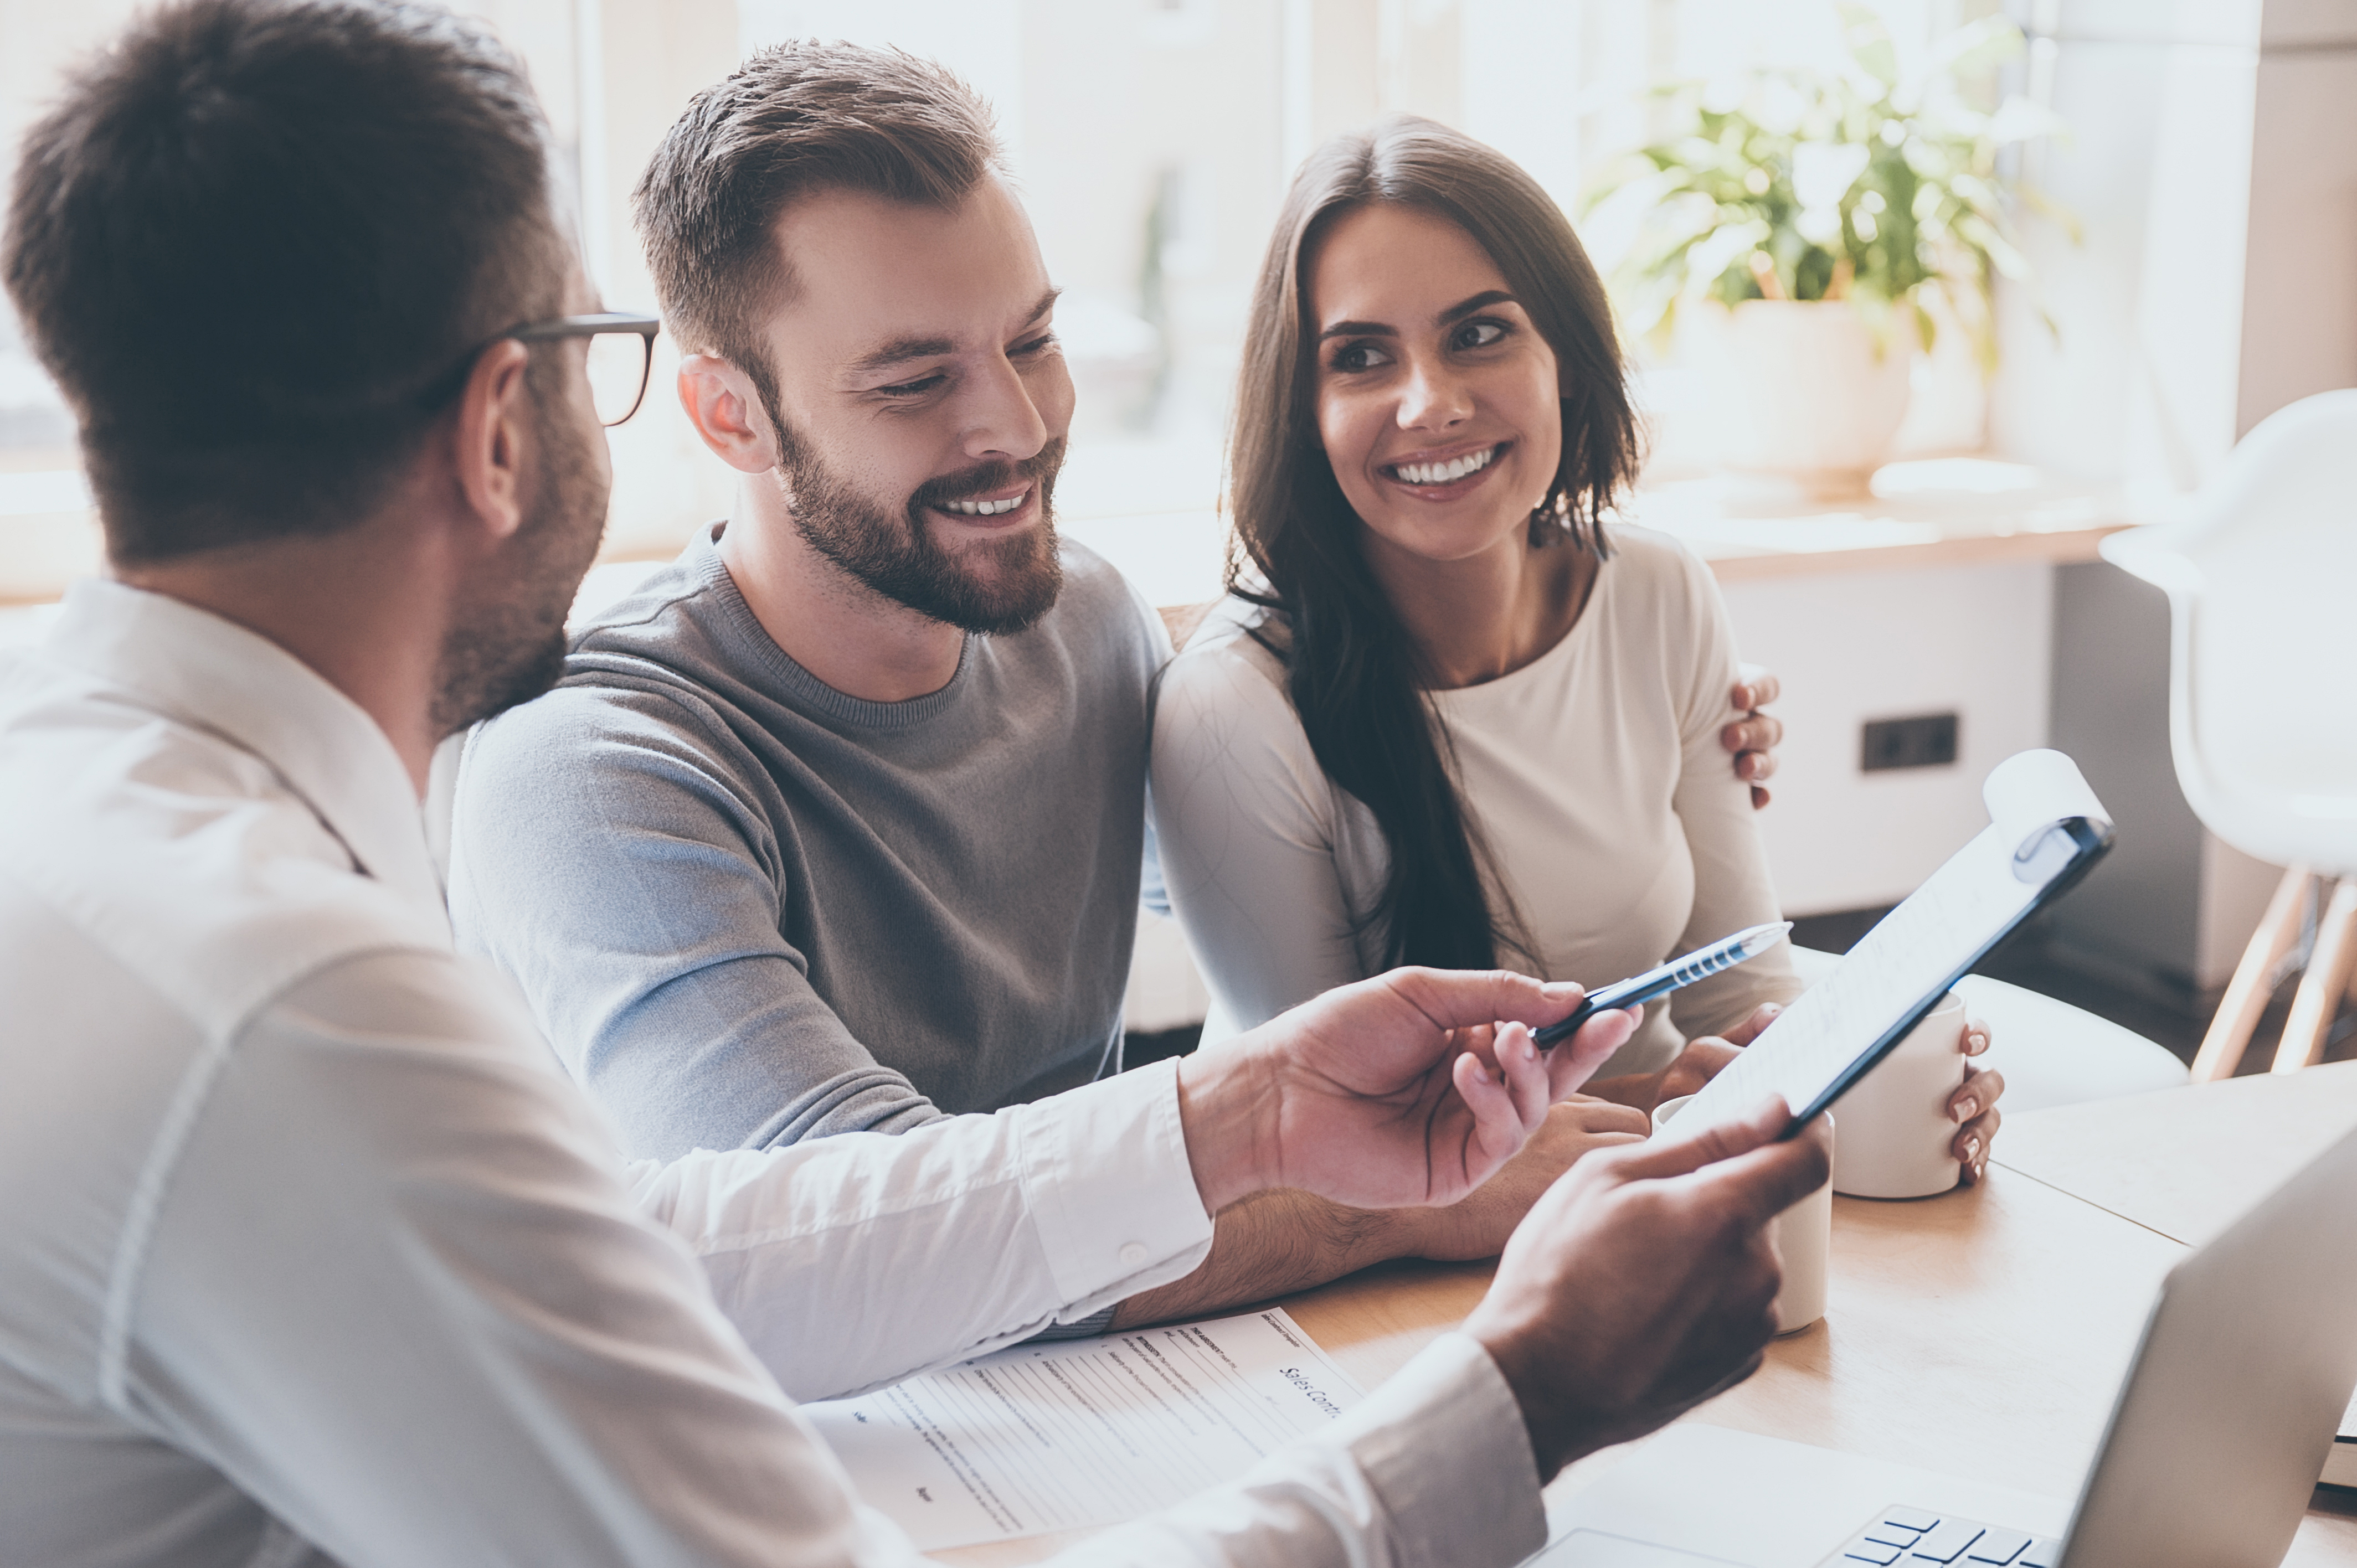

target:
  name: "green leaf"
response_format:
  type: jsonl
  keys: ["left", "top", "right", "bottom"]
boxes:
{"left": 1584, "top": 7, "right": 2073, "bottom": 370}
{"left": 2015, "top": 180, "right": 2085, "bottom": 246}
{"left": 1838, "top": 1, "right": 1900, "bottom": 88}
{"left": 1927, "top": 15, "right": 2024, "bottom": 80}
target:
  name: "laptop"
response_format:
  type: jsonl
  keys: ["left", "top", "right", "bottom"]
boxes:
{"left": 1529, "top": 1118, "right": 2357, "bottom": 1568}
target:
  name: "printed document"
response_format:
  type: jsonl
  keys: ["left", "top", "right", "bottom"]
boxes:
{"left": 801, "top": 1308, "right": 1363, "bottom": 1550}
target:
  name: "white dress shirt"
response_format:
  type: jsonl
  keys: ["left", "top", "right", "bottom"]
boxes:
{"left": 0, "top": 577, "right": 1545, "bottom": 1568}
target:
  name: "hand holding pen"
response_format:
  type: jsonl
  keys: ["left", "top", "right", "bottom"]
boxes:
{"left": 1533, "top": 922, "right": 1794, "bottom": 1050}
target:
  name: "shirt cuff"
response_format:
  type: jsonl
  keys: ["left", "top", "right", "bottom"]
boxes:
{"left": 1011, "top": 1056, "right": 1215, "bottom": 1315}
{"left": 1326, "top": 1331, "right": 1547, "bottom": 1568}
{"left": 1023, "top": 1303, "right": 1118, "bottom": 1342}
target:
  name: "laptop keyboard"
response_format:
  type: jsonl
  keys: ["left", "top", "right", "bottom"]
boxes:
{"left": 1827, "top": 1505, "right": 2061, "bottom": 1567}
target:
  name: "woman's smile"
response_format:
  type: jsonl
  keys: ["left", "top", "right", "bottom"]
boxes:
{"left": 1382, "top": 439, "right": 1510, "bottom": 496}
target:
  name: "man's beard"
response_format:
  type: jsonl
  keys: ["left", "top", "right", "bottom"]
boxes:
{"left": 769, "top": 399, "right": 1065, "bottom": 637}
{"left": 429, "top": 372, "right": 609, "bottom": 736}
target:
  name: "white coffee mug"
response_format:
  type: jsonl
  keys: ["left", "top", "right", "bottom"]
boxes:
{"left": 1651, "top": 1093, "right": 1830, "bottom": 1335}
{"left": 1828, "top": 991, "right": 1968, "bottom": 1200}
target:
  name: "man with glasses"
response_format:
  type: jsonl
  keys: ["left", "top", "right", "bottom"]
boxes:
{"left": 449, "top": 40, "right": 1789, "bottom": 1338}
{"left": 513, "top": 312, "right": 663, "bottom": 426}
{"left": 0, "top": 1, "right": 1823, "bottom": 1562}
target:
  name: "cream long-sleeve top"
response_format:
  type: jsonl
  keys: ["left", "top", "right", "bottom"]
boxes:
{"left": 0, "top": 577, "right": 1544, "bottom": 1568}
{"left": 1152, "top": 527, "right": 1803, "bottom": 1076}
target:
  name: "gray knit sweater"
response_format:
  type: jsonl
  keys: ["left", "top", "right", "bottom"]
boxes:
{"left": 450, "top": 524, "right": 1167, "bottom": 1160}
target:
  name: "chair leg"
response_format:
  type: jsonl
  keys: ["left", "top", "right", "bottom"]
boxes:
{"left": 2194, "top": 865, "right": 2310, "bottom": 1082}
{"left": 2272, "top": 878, "right": 2357, "bottom": 1074}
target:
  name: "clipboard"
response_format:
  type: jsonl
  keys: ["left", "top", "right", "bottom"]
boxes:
{"left": 1671, "top": 749, "right": 2116, "bottom": 1140}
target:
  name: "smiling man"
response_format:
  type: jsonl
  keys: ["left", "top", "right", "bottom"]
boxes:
{"left": 448, "top": 42, "right": 1781, "bottom": 1329}
{"left": 452, "top": 50, "right": 1163, "bottom": 1149}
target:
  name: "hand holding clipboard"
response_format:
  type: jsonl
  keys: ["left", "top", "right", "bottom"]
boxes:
{"left": 1671, "top": 750, "right": 2114, "bottom": 1142}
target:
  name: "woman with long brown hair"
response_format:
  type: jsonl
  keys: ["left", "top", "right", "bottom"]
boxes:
{"left": 1152, "top": 116, "right": 2003, "bottom": 1163}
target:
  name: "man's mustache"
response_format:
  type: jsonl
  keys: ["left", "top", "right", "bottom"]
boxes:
{"left": 908, "top": 437, "right": 1067, "bottom": 513}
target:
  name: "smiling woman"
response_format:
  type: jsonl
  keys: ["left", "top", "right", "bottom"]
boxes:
{"left": 1150, "top": 114, "right": 1819, "bottom": 1096}
{"left": 1207, "top": 115, "right": 1640, "bottom": 980}
{"left": 1151, "top": 113, "right": 2004, "bottom": 1154}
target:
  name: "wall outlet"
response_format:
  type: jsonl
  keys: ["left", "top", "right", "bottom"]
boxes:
{"left": 1860, "top": 713, "right": 1960, "bottom": 772}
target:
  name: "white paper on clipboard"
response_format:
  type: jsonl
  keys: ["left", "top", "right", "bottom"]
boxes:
{"left": 1671, "top": 749, "right": 2113, "bottom": 1139}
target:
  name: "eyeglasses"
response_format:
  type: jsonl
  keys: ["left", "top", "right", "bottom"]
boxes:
{"left": 507, "top": 312, "right": 662, "bottom": 426}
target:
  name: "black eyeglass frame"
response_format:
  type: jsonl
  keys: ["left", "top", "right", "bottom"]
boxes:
{"left": 504, "top": 311, "right": 662, "bottom": 426}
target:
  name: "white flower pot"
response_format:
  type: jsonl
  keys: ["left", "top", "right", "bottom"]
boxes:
{"left": 1689, "top": 300, "right": 1915, "bottom": 498}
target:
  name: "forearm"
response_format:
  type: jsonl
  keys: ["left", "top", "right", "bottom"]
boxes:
{"left": 637, "top": 1061, "right": 1216, "bottom": 1400}
{"left": 1108, "top": 1188, "right": 1411, "bottom": 1330}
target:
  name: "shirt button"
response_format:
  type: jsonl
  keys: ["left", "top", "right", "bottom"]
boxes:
{"left": 1118, "top": 1242, "right": 1149, "bottom": 1267}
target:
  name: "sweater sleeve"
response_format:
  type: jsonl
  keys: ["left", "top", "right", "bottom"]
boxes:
{"left": 1660, "top": 548, "right": 1805, "bottom": 1042}
{"left": 447, "top": 678, "right": 949, "bottom": 1159}
{"left": 1149, "top": 618, "right": 1380, "bottom": 1040}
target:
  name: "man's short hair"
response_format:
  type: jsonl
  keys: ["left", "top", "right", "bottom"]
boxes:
{"left": 3, "top": 0, "right": 562, "bottom": 564}
{"left": 633, "top": 41, "right": 1002, "bottom": 400}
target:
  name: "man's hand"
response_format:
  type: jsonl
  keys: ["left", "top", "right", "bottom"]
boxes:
{"left": 1722, "top": 664, "right": 1783, "bottom": 809}
{"left": 1393, "top": 1098, "right": 1651, "bottom": 1263}
{"left": 1177, "top": 968, "right": 1639, "bottom": 1215}
{"left": 1464, "top": 1097, "right": 1833, "bottom": 1478}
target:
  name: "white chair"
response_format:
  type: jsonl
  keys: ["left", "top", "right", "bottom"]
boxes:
{"left": 2101, "top": 389, "right": 2357, "bottom": 1080}
{"left": 1788, "top": 947, "right": 2187, "bottom": 1114}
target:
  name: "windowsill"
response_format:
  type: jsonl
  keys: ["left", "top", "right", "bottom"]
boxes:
{"left": 0, "top": 454, "right": 2134, "bottom": 620}
{"left": 1628, "top": 459, "right": 2132, "bottom": 582}
{"left": 1057, "top": 456, "right": 2134, "bottom": 608}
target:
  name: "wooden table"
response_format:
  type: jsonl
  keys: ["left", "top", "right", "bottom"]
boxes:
{"left": 943, "top": 1066, "right": 2357, "bottom": 1565}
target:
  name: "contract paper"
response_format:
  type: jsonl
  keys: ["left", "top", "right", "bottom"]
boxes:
{"left": 1675, "top": 749, "right": 2112, "bottom": 1137}
{"left": 801, "top": 1308, "right": 1365, "bottom": 1550}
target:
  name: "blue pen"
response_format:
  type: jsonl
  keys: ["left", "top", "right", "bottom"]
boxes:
{"left": 1532, "top": 921, "right": 1794, "bottom": 1049}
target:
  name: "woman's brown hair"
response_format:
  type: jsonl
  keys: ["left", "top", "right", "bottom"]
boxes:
{"left": 1226, "top": 113, "right": 1641, "bottom": 971}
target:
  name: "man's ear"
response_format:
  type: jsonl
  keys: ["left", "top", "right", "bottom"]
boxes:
{"left": 451, "top": 338, "right": 534, "bottom": 543}
{"left": 679, "top": 353, "right": 781, "bottom": 475}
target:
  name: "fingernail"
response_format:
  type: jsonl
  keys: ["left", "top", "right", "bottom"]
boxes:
{"left": 1969, "top": 1031, "right": 1988, "bottom": 1052}
{"left": 1964, "top": 1135, "right": 1981, "bottom": 1161}
{"left": 1954, "top": 1097, "right": 1978, "bottom": 1123}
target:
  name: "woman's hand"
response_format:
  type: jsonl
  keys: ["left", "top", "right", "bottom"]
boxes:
{"left": 1722, "top": 664, "right": 1783, "bottom": 810}
{"left": 1394, "top": 1096, "right": 1654, "bottom": 1263}
{"left": 1583, "top": 1000, "right": 2006, "bottom": 1183}
{"left": 1582, "top": 1002, "right": 1785, "bottom": 1116}
{"left": 1952, "top": 1015, "right": 2003, "bottom": 1183}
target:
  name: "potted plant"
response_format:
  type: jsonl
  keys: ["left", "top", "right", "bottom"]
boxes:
{"left": 1584, "top": 4, "right": 2069, "bottom": 496}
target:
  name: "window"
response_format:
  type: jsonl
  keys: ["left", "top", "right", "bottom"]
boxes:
{"left": 0, "top": 0, "right": 1998, "bottom": 613}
